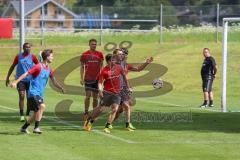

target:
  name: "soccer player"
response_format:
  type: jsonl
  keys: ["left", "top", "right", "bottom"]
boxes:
{"left": 10, "top": 49, "right": 64, "bottom": 134}
{"left": 80, "top": 39, "right": 104, "bottom": 120}
{"left": 200, "top": 48, "right": 217, "bottom": 108}
{"left": 83, "top": 54, "right": 131, "bottom": 133}
{"left": 113, "top": 48, "right": 153, "bottom": 131}
{"left": 6, "top": 43, "right": 39, "bottom": 121}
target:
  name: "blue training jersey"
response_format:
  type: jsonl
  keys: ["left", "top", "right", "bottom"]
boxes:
{"left": 28, "top": 64, "right": 51, "bottom": 98}
{"left": 16, "top": 53, "right": 33, "bottom": 82}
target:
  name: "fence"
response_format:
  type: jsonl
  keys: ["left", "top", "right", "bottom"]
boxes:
{"left": 0, "top": 4, "right": 240, "bottom": 44}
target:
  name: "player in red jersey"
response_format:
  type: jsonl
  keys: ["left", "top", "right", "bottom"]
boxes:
{"left": 83, "top": 54, "right": 131, "bottom": 133}
{"left": 80, "top": 39, "right": 104, "bottom": 120}
{"left": 6, "top": 43, "right": 39, "bottom": 121}
{"left": 113, "top": 48, "right": 153, "bottom": 131}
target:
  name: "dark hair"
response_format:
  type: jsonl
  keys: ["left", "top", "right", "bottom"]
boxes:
{"left": 113, "top": 49, "right": 119, "bottom": 55}
{"left": 23, "top": 42, "right": 31, "bottom": 48}
{"left": 105, "top": 54, "right": 114, "bottom": 62}
{"left": 121, "top": 48, "right": 128, "bottom": 55}
{"left": 89, "top": 39, "right": 97, "bottom": 44}
{"left": 203, "top": 48, "right": 210, "bottom": 51}
{"left": 41, "top": 49, "right": 53, "bottom": 61}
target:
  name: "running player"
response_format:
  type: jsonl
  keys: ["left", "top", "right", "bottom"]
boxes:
{"left": 6, "top": 43, "right": 38, "bottom": 121}
{"left": 200, "top": 48, "right": 217, "bottom": 108}
{"left": 10, "top": 49, "right": 64, "bottom": 134}
{"left": 80, "top": 39, "right": 104, "bottom": 120}
{"left": 113, "top": 48, "right": 153, "bottom": 131}
{"left": 83, "top": 54, "right": 131, "bottom": 133}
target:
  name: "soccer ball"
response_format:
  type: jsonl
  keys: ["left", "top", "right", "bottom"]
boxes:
{"left": 152, "top": 79, "right": 163, "bottom": 89}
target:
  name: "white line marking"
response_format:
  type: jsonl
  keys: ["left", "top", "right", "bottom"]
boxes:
{"left": 0, "top": 104, "right": 136, "bottom": 144}
{"left": 136, "top": 98, "right": 183, "bottom": 107}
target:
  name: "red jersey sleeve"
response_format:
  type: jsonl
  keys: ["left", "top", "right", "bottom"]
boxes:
{"left": 28, "top": 64, "right": 41, "bottom": 78}
{"left": 80, "top": 53, "right": 86, "bottom": 62}
{"left": 32, "top": 55, "right": 39, "bottom": 64}
{"left": 12, "top": 55, "right": 18, "bottom": 65}
{"left": 127, "top": 64, "right": 134, "bottom": 70}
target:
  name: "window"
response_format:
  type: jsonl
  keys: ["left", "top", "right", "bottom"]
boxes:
{"left": 55, "top": 7, "right": 62, "bottom": 15}
{"left": 39, "top": 21, "right": 45, "bottom": 28}
{"left": 58, "top": 22, "right": 63, "bottom": 27}
{"left": 44, "top": 4, "right": 48, "bottom": 15}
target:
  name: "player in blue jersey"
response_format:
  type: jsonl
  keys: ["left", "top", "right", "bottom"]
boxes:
{"left": 6, "top": 43, "right": 39, "bottom": 121}
{"left": 10, "top": 49, "right": 64, "bottom": 134}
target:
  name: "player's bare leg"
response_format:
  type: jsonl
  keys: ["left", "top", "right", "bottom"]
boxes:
{"left": 83, "top": 90, "right": 91, "bottom": 120}
{"left": 33, "top": 103, "right": 45, "bottom": 134}
{"left": 208, "top": 91, "right": 214, "bottom": 107}
{"left": 83, "top": 106, "right": 104, "bottom": 131}
{"left": 92, "top": 92, "right": 98, "bottom": 109}
{"left": 122, "top": 102, "right": 136, "bottom": 131}
{"left": 103, "top": 104, "right": 119, "bottom": 133}
{"left": 200, "top": 92, "right": 209, "bottom": 108}
{"left": 18, "top": 90, "right": 25, "bottom": 121}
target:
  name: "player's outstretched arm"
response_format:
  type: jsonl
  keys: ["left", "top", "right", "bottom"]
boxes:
{"left": 50, "top": 76, "right": 65, "bottom": 93}
{"left": 129, "top": 57, "right": 153, "bottom": 72}
{"left": 9, "top": 72, "right": 28, "bottom": 88}
{"left": 6, "top": 64, "right": 16, "bottom": 87}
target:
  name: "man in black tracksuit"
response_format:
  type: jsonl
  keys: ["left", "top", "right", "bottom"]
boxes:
{"left": 200, "top": 48, "right": 217, "bottom": 108}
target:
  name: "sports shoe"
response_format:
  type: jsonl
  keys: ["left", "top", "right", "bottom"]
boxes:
{"left": 83, "top": 112, "right": 89, "bottom": 121}
{"left": 103, "top": 128, "right": 111, "bottom": 134}
{"left": 83, "top": 120, "right": 92, "bottom": 131}
{"left": 33, "top": 127, "right": 42, "bottom": 134}
{"left": 199, "top": 104, "right": 207, "bottom": 108}
{"left": 128, "top": 123, "right": 136, "bottom": 130}
{"left": 20, "top": 116, "right": 25, "bottom": 122}
{"left": 209, "top": 104, "right": 214, "bottom": 107}
{"left": 108, "top": 124, "right": 113, "bottom": 130}
{"left": 20, "top": 128, "right": 30, "bottom": 134}
{"left": 125, "top": 127, "right": 134, "bottom": 132}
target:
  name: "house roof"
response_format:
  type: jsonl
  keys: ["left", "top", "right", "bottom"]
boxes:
{"left": 8, "top": 0, "right": 76, "bottom": 17}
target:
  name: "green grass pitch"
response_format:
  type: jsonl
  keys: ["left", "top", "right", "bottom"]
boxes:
{"left": 0, "top": 31, "right": 240, "bottom": 160}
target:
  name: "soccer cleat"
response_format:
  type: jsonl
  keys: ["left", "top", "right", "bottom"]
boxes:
{"left": 20, "top": 128, "right": 30, "bottom": 134}
{"left": 83, "top": 121, "right": 92, "bottom": 131}
{"left": 20, "top": 116, "right": 25, "bottom": 122}
{"left": 33, "top": 128, "right": 42, "bottom": 134}
{"left": 209, "top": 104, "right": 214, "bottom": 107}
{"left": 199, "top": 104, "right": 207, "bottom": 108}
{"left": 125, "top": 127, "right": 134, "bottom": 132}
{"left": 128, "top": 123, "right": 136, "bottom": 130}
{"left": 103, "top": 128, "right": 111, "bottom": 134}
{"left": 108, "top": 124, "right": 113, "bottom": 130}
{"left": 82, "top": 112, "right": 89, "bottom": 121}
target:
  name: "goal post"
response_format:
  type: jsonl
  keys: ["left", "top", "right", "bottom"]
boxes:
{"left": 221, "top": 17, "right": 240, "bottom": 112}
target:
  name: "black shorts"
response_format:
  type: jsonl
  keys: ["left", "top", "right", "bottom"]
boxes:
{"left": 27, "top": 96, "right": 44, "bottom": 112}
{"left": 202, "top": 79, "right": 213, "bottom": 92}
{"left": 100, "top": 92, "right": 121, "bottom": 107}
{"left": 17, "top": 81, "right": 30, "bottom": 91}
{"left": 85, "top": 80, "right": 98, "bottom": 93}
{"left": 120, "top": 86, "right": 130, "bottom": 104}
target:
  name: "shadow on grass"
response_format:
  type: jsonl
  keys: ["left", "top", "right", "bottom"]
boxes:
{"left": 1, "top": 110, "right": 240, "bottom": 133}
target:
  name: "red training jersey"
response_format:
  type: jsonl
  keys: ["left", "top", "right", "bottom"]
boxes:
{"left": 98, "top": 64, "right": 125, "bottom": 94}
{"left": 80, "top": 50, "right": 104, "bottom": 81}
